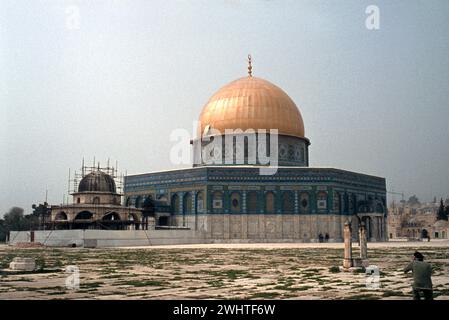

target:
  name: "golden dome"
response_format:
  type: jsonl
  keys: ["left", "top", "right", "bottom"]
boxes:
{"left": 198, "top": 76, "right": 305, "bottom": 138}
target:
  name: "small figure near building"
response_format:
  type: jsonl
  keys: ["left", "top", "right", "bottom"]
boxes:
{"left": 404, "top": 251, "right": 433, "bottom": 300}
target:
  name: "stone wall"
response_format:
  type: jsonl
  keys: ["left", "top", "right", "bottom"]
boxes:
{"left": 172, "top": 214, "right": 386, "bottom": 242}
{"left": 9, "top": 213, "right": 386, "bottom": 247}
{"left": 9, "top": 229, "right": 205, "bottom": 247}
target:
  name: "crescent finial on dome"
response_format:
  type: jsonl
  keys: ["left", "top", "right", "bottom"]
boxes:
{"left": 247, "top": 54, "right": 252, "bottom": 77}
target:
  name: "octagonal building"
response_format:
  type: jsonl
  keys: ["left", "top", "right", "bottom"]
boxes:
{"left": 124, "top": 59, "right": 387, "bottom": 242}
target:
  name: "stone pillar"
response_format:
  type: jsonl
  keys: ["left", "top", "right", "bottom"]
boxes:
{"left": 242, "top": 191, "right": 247, "bottom": 214}
{"left": 343, "top": 221, "right": 353, "bottom": 268}
{"left": 359, "top": 222, "right": 368, "bottom": 260}
{"left": 193, "top": 191, "right": 198, "bottom": 231}
{"left": 377, "top": 217, "right": 381, "bottom": 240}
{"left": 371, "top": 216, "right": 378, "bottom": 242}
{"left": 294, "top": 191, "right": 299, "bottom": 214}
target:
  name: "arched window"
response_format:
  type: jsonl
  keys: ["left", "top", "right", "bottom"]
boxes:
{"left": 282, "top": 191, "right": 294, "bottom": 213}
{"left": 265, "top": 192, "right": 275, "bottom": 213}
{"left": 102, "top": 212, "right": 120, "bottom": 221}
{"left": 55, "top": 212, "right": 67, "bottom": 220}
{"left": 125, "top": 197, "right": 131, "bottom": 207}
{"left": 375, "top": 203, "right": 384, "bottom": 213}
{"left": 363, "top": 216, "right": 372, "bottom": 239}
{"left": 333, "top": 192, "right": 341, "bottom": 213}
{"left": 74, "top": 211, "right": 93, "bottom": 220}
{"left": 143, "top": 195, "right": 153, "bottom": 208}
{"left": 300, "top": 192, "right": 309, "bottom": 213}
{"left": 93, "top": 197, "right": 100, "bottom": 205}
{"left": 183, "top": 193, "right": 192, "bottom": 214}
{"left": 158, "top": 216, "right": 169, "bottom": 226}
{"left": 247, "top": 192, "right": 258, "bottom": 213}
{"left": 135, "top": 196, "right": 142, "bottom": 208}
{"left": 317, "top": 192, "right": 327, "bottom": 210}
{"left": 212, "top": 191, "right": 223, "bottom": 212}
{"left": 171, "top": 194, "right": 180, "bottom": 214}
{"left": 196, "top": 191, "right": 204, "bottom": 213}
{"left": 230, "top": 192, "right": 241, "bottom": 213}
{"left": 348, "top": 193, "right": 354, "bottom": 213}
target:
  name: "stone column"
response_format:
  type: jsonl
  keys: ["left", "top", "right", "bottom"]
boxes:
{"left": 180, "top": 192, "right": 185, "bottom": 227}
{"left": 371, "top": 216, "right": 378, "bottom": 242}
{"left": 294, "top": 191, "right": 299, "bottom": 214}
{"left": 377, "top": 217, "right": 382, "bottom": 240}
{"left": 343, "top": 221, "right": 353, "bottom": 268}
{"left": 359, "top": 222, "right": 368, "bottom": 260}
{"left": 242, "top": 191, "right": 247, "bottom": 214}
{"left": 193, "top": 191, "right": 198, "bottom": 231}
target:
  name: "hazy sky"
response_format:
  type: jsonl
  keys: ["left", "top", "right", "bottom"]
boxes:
{"left": 1, "top": 0, "right": 448, "bottom": 216}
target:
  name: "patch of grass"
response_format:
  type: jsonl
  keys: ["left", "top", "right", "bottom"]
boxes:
{"left": 329, "top": 266, "right": 340, "bottom": 273}
{"left": 304, "top": 268, "right": 324, "bottom": 273}
{"left": 207, "top": 280, "right": 224, "bottom": 287}
{"left": 382, "top": 290, "right": 406, "bottom": 297}
{"left": 1, "top": 277, "right": 34, "bottom": 282}
{"left": 321, "top": 286, "right": 334, "bottom": 291}
{"left": 292, "top": 285, "right": 314, "bottom": 291}
{"left": 101, "top": 274, "right": 129, "bottom": 279}
{"left": 83, "top": 281, "right": 103, "bottom": 288}
{"left": 354, "top": 267, "right": 366, "bottom": 273}
{"left": 187, "top": 287, "right": 201, "bottom": 291}
{"left": 0, "top": 269, "right": 61, "bottom": 276}
{"left": 35, "top": 286, "right": 66, "bottom": 291}
{"left": 346, "top": 293, "right": 381, "bottom": 300}
{"left": 46, "top": 291, "right": 66, "bottom": 296}
{"left": 204, "top": 269, "right": 251, "bottom": 280}
{"left": 249, "top": 292, "right": 280, "bottom": 299}
{"left": 121, "top": 280, "right": 165, "bottom": 287}
{"left": 351, "top": 283, "right": 367, "bottom": 288}
{"left": 434, "top": 288, "right": 449, "bottom": 298}
{"left": 256, "top": 282, "right": 272, "bottom": 287}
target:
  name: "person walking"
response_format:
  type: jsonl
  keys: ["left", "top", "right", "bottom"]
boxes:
{"left": 318, "top": 233, "right": 323, "bottom": 243}
{"left": 404, "top": 251, "right": 433, "bottom": 300}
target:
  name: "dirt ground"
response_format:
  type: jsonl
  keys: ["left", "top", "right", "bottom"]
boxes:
{"left": 1, "top": 241, "right": 448, "bottom": 300}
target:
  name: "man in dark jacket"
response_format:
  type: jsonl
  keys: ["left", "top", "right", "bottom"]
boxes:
{"left": 404, "top": 251, "right": 433, "bottom": 300}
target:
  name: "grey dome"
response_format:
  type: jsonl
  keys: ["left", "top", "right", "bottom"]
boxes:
{"left": 78, "top": 171, "right": 116, "bottom": 193}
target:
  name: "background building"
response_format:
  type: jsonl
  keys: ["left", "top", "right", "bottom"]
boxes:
{"left": 388, "top": 198, "right": 449, "bottom": 239}
{"left": 49, "top": 163, "right": 150, "bottom": 230}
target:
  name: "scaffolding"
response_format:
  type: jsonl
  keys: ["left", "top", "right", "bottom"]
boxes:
{"left": 67, "top": 158, "right": 125, "bottom": 202}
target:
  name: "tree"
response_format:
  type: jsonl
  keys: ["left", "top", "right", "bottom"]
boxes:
{"left": 2, "top": 207, "right": 40, "bottom": 238}
{"left": 0, "top": 219, "right": 6, "bottom": 242}
{"left": 4, "top": 207, "right": 26, "bottom": 231}
{"left": 436, "top": 199, "right": 448, "bottom": 221}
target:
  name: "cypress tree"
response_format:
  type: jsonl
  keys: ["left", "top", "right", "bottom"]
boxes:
{"left": 436, "top": 199, "right": 448, "bottom": 221}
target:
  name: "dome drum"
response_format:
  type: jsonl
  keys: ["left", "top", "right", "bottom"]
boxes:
{"left": 192, "top": 133, "right": 309, "bottom": 167}
{"left": 195, "top": 76, "right": 310, "bottom": 167}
